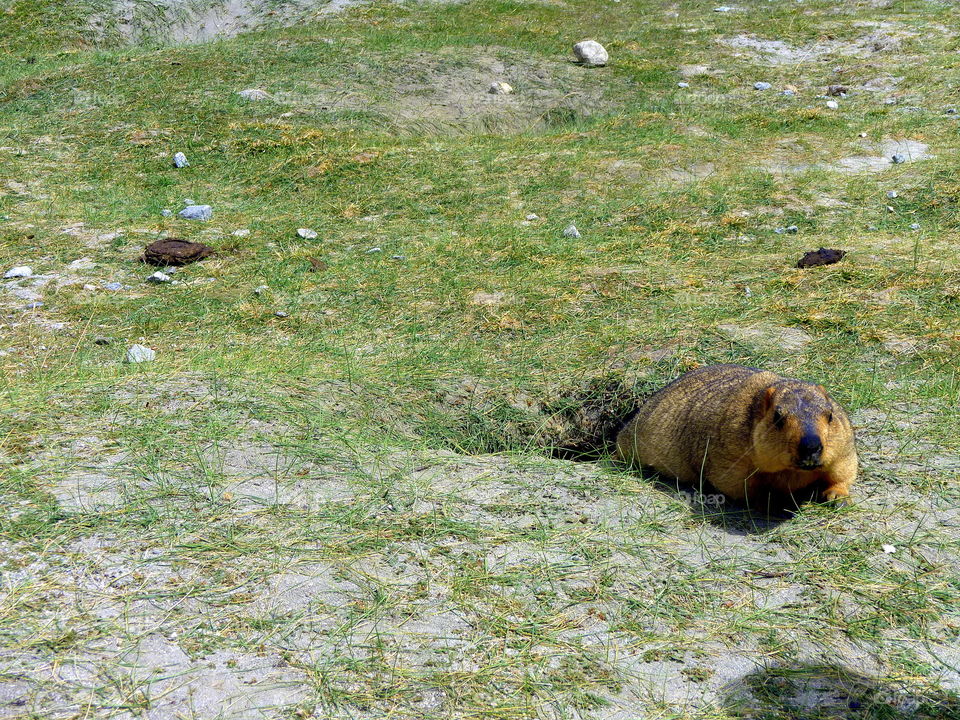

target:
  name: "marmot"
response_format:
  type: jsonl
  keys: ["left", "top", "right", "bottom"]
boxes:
{"left": 615, "top": 364, "right": 857, "bottom": 504}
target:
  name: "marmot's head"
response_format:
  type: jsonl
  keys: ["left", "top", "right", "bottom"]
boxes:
{"left": 753, "top": 381, "right": 846, "bottom": 472}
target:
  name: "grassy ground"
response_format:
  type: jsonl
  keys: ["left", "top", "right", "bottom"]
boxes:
{"left": 1, "top": 0, "right": 960, "bottom": 717}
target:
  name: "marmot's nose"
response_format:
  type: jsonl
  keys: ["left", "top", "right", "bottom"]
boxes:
{"left": 798, "top": 434, "right": 823, "bottom": 463}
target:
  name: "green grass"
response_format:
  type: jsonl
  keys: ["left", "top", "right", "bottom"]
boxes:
{"left": 1, "top": 0, "right": 960, "bottom": 717}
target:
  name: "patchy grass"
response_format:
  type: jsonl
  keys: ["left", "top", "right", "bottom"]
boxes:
{"left": 1, "top": 0, "right": 960, "bottom": 718}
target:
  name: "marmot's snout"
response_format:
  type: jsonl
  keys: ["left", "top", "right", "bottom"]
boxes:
{"left": 796, "top": 433, "right": 823, "bottom": 469}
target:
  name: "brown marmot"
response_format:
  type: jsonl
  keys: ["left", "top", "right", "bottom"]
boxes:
{"left": 615, "top": 364, "right": 857, "bottom": 504}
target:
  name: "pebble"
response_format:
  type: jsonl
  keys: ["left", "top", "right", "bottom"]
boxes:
{"left": 886, "top": 206, "right": 895, "bottom": 213}
{"left": 780, "top": 89, "right": 795, "bottom": 96}
{"left": 179, "top": 205, "right": 212, "bottom": 221}
{"left": 891, "top": 153, "right": 906, "bottom": 164}
{"left": 563, "top": 224, "right": 581, "bottom": 239}
{"left": 184, "top": 198, "right": 195, "bottom": 205}
{"left": 826, "top": 100, "right": 839, "bottom": 109}
{"left": 366, "top": 247, "right": 383, "bottom": 254}
{"left": 488, "top": 81, "right": 513, "bottom": 95}
{"left": 161, "top": 209, "right": 173, "bottom": 217}
{"left": 786, "top": 225, "right": 799, "bottom": 234}
{"left": 172, "top": 152, "right": 189, "bottom": 168}
{"left": 525, "top": 213, "right": 539, "bottom": 221}
{"left": 4, "top": 266, "right": 32, "bottom": 279}
{"left": 910, "top": 223, "right": 920, "bottom": 230}
{"left": 867, "top": 225, "right": 878, "bottom": 231}
{"left": 254, "top": 285, "right": 268, "bottom": 295}
{"left": 274, "top": 311, "right": 289, "bottom": 318}
{"left": 677, "top": 82, "right": 689, "bottom": 88}
{"left": 572, "top": 40, "right": 609, "bottom": 67}
{"left": 146, "top": 271, "right": 171, "bottom": 283}
{"left": 753, "top": 82, "right": 772, "bottom": 91}
{"left": 125, "top": 344, "right": 156, "bottom": 363}
{"left": 886, "top": 190, "right": 898, "bottom": 199}
{"left": 775, "top": 227, "right": 786, "bottom": 235}
{"left": 104, "top": 282, "right": 123, "bottom": 291}
{"left": 945, "top": 108, "right": 957, "bottom": 115}
{"left": 296, "top": 228, "right": 318, "bottom": 240}
{"left": 858, "top": 132, "right": 868, "bottom": 138}
{"left": 23, "top": 302, "right": 43, "bottom": 310}
{"left": 882, "top": 544, "right": 897, "bottom": 554}
{"left": 238, "top": 88, "right": 271, "bottom": 101}
{"left": 714, "top": 5, "right": 732, "bottom": 11}
{"left": 391, "top": 254, "right": 406, "bottom": 260}
{"left": 232, "top": 229, "right": 251, "bottom": 237}
{"left": 83, "top": 283, "right": 97, "bottom": 291}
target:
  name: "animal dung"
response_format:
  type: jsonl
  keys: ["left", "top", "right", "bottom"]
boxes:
{"left": 141, "top": 238, "right": 214, "bottom": 266}
{"left": 797, "top": 247, "right": 846, "bottom": 268}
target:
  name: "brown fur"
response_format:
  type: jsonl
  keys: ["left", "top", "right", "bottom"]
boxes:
{"left": 615, "top": 364, "right": 857, "bottom": 503}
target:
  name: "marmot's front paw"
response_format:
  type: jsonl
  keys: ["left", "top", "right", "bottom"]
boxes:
{"left": 821, "top": 487, "right": 851, "bottom": 505}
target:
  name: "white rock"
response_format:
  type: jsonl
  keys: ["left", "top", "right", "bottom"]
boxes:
{"left": 826, "top": 100, "right": 839, "bottom": 109}
{"left": 4, "top": 266, "right": 33, "bottom": 279}
{"left": 146, "top": 271, "right": 171, "bottom": 284}
{"left": 882, "top": 544, "right": 897, "bottom": 554}
{"left": 296, "top": 228, "right": 318, "bottom": 240}
{"left": 254, "top": 285, "right": 268, "bottom": 295}
{"left": 232, "top": 229, "right": 251, "bottom": 237}
{"left": 573, "top": 40, "right": 609, "bottom": 67}
{"left": 238, "top": 88, "right": 271, "bottom": 101}
{"left": 525, "top": 213, "right": 539, "bottom": 221}
{"left": 488, "top": 81, "right": 513, "bottom": 95}
{"left": 178, "top": 205, "right": 212, "bottom": 221}
{"left": 562, "top": 224, "right": 581, "bottom": 238}
{"left": 82, "top": 283, "right": 97, "bottom": 291}
{"left": 886, "top": 190, "right": 898, "bottom": 199}
{"left": 366, "top": 247, "right": 383, "bottom": 254}
{"left": 714, "top": 5, "right": 732, "bottom": 11}
{"left": 677, "top": 82, "right": 689, "bottom": 88}
{"left": 125, "top": 344, "right": 156, "bottom": 363}
{"left": 753, "top": 81, "right": 772, "bottom": 91}
{"left": 172, "top": 152, "right": 189, "bottom": 168}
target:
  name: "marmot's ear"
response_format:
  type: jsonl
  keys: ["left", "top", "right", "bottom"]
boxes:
{"left": 763, "top": 386, "right": 776, "bottom": 412}
{"left": 816, "top": 384, "right": 827, "bottom": 397}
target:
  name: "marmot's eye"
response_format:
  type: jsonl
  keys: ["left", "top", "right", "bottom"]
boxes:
{"left": 826, "top": 411, "right": 834, "bottom": 423}
{"left": 772, "top": 408, "right": 785, "bottom": 427}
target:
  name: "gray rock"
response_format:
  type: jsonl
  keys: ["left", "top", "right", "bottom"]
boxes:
{"left": 161, "top": 209, "right": 173, "bottom": 217}
{"left": 525, "top": 213, "right": 539, "bottom": 221}
{"left": 366, "top": 247, "right": 382, "bottom": 254}
{"left": 146, "top": 271, "right": 171, "bottom": 284}
{"left": 774, "top": 227, "right": 786, "bottom": 234}
{"left": 714, "top": 5, "right": 732, "bottom": 11}
{"left": 183, "top": 198, "right": 195, "bottom": 205}
{"left": 104, "top": 282, "right": 123, "bottom": 291}
{"left": 488, "top": 81, "right": 513, "bottom": 95}
{"left": 786, "top": 225, "right": 799, "bottom": 234}
{"left": 125, "top": 344, "right": 156, "bottom": 363}
{"left": 274, "top": 311, "right": 289, "bottom": 318}
{"left": 172, "top": 152, "right": 189, "bottom": 168}
{"left": 179, "top": 205, "right": 212, "bottom": 221}
{"left": 910, "top": 223, "right": 920, "bottom": 230}
{"left": 562, "top": 224, "right": 581, "bottom": 238}
{"left": 4, "top": 266, "right": 32, "bottom": 279}
{"left": 677, "top": 82, "right": 689, "bottom": 88}
{"left": 254, "top": 285, "right": 268, "bottom": 295}
{"left": 391, "top": 254, "right": 406, "bottom": 260}
{"left": 781, "top": 89, "right": 795, "bottom": 96}
{"left": 826, "top": 100, "right": 839, "bottom": 109}
{"left": 886, "top": 190, "right": 898, "bottom": 199}
{"left": 238, "top": 88, "right": 271, "bottom": 101}
{"left": 945, "top": 108, "right": 957, "bottom": 115}
{"left": 296, "top": 228, "right": 318, "bottom": 240}
{"left": 891, "top": 153, "right": 906, "bottom": 164}
{"left": 23, "top": 302, "right": 43, "bottom": 310}
{"left": 573, "top": 40, "right": 608, "bottom": 67}
{"left": 753, "top": 81, "right": 772, "bottom": 91}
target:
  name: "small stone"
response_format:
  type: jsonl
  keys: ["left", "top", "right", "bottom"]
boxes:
{"left": 366, "top": 247, "right": 383, "bottom": 254}
{"left": 858, "top": 132, "right": 868, "bottom": 138}
{"left": 714, "top": 5, "right": 732, "bottom": 11}
{"left": 562, "top": 224, "right": 581, "bottom": 238}
{"left": 82, "top": 283, "right": 97, "bottom": 291}
{"left": 786, "top": 225, "right": 799, "bottom": 234}
{"left": 826, "top": 100, "right": 839, "bottom": 109}
{"left": 238, "top": 88, "right": 271, "bottom": 101}
{"left": 172, "top": 152, "right": 189, "bottom": 168}
{"left": 146, "top": 271, "right": 171, "bottom": 283}
{"left": 178, "top": 205, "right": 212, "bottom": 221}
{"left": 104, "top": 282, "right": 123, "bottom": 291}
{"left": 125, "top": 344, "right": 156, "bottom": 363}
{"left": 945, "top": 108, "right": 957, "bottom": 115}
{"left": 882, "top": 544, "right": 896, "bottom": 554}
{"left": 161, "top": 209, "right": 173, "bottom": 217}
{"left": 867, "top": 225, "right": 878, "bottom": 231}
{"left": 753, "top": 81, "right": 772, "bottom": 91}
{"left": 573, "top": 40, "right": 609, "bottom": 67}
{"left": 677, "top": 82, "right": 689, "bottom": 88}
{"left": 254, "top": 285, "right": 268, "bottom": 295}
{"left": 274, "top": 311, "right": 288, "bottom": 318}
{"left": 183, "top": 198, "right": 195, "bottom": 206}
{"left": 232, "top": 229, "right": 250, "bottom": 237}
{"left": 886, "top": 190, "right": 898, "bottom": 199}
{"left": 886, "top": 206, "right": 895, "bottom": 212}
{"left": 891, "top": 153, "right": 906, "bottom": 164}
{"left": 774, "top": 227, "right": 786, "bottom": 235}
{"left": 391, "top": 254, "right": 406, "bottom": 260}
{"left": 910, "top": 223, "right": 920, "bottom": 230}
{"left": 4, "top": 266, "right": 32, "bottom": 279}
{"left": 488, "top": 81, "right": 513, "bottom": 95}
{"left": 525, "top": 213, "right": 539, "bottom": 221}
{"left": 780, "top": 89, "right": 795, "bottom": 96}
{"left": 296, "top": 228, "right": 318, "bottom": 240}
{"left": 23, "top": 302, "right": 43, "bottom": 310}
